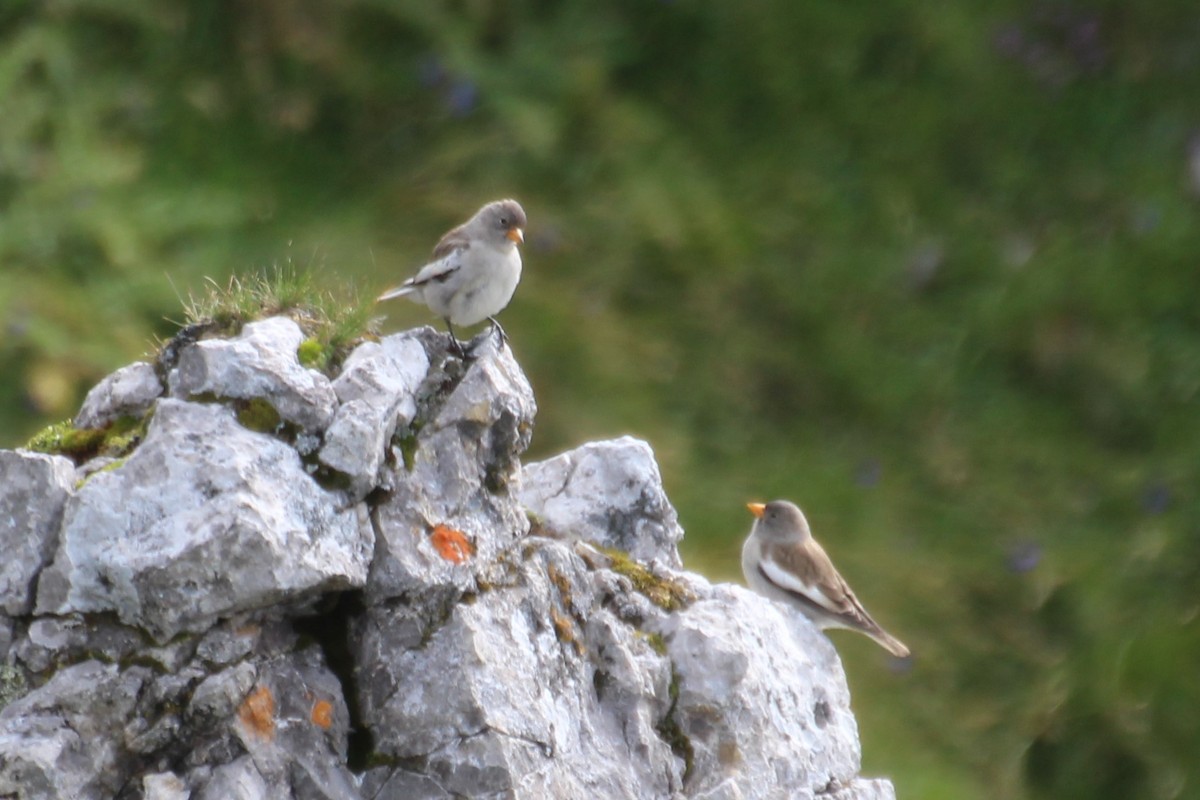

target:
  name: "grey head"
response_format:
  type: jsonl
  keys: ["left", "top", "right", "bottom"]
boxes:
{"left": 748, "top": 500, "right": 812, "bottom": 544}
{"left": 473, "top": 199, "right": 527, "bottom": 246}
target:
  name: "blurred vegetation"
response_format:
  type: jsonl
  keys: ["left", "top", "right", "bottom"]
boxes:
{"left": 3, "top": 1, "right": 1199, "bottom": 797}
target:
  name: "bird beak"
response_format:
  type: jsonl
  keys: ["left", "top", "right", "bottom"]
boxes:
{"left": 746, "top": 502, "right": 766, "bottom": 519}
{"left": 506, "top": 227, "right": 524, "bottom": 245}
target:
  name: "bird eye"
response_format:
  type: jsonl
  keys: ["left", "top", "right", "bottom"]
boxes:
{"left": 499, "top": 217, "right": 509, "bottom": 226}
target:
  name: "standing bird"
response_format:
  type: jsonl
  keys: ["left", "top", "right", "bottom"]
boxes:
{"left": 378, "top": 199, "right": 527, "bottom": 356}
{"left": 741, "top": 500, "right": 910, "bottom": 658}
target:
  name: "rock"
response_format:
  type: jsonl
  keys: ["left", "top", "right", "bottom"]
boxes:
{"left": 832, "top": 779, "right": 898, "bottom": 800}
{"left": 0, "top": 620, "right": 352, "bottom": 799}
{"left": 0, "top": 660, "right": 147, "bottom": 799}
{"left": 74, "top": 361, "right": 163, "bottom": 429}
{"left": 0, "top": 451, "right": 75, "bottom": 616}
{"left": 142, "top": 772, "right": 190, "bottom": 800}
{"left": 367, "top": 339, "right": 536, "bottom": 600}
{"left": 656, "top": 584, "right": 862, "bottom": 798}
{"left": 228, "top": 646, "right": 359, "bottom": 800}
{"left": 168, "top": 316, "right": 338, "bottom": 433}
{"left": 14, "top": 615, "right": 153, "bottom": 675}
{"left": 520, "top": 436, "right": 685, "bottom": 567}
{"left": 192, "top": 756, "right": 271, "bottom": 800}
{"left": 355, "top": 538, "right": 681, "bottom": 799}
{"left": 318, "top": 333, "right": 429, "bottom": 499}
{"left": 34, "top": 399, "right": 373, "bottom": 641}
{"left": 0, "top": 319, "right": 898, "bottom": 800}
{"left": 187, "top": 662, "right": 257, "bottom": 726}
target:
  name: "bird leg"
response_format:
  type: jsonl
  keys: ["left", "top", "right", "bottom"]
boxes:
{"left": 444, "top": 320, "right": 468, "bottom": 359}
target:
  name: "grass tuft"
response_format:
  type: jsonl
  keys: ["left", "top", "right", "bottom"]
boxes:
{"left": 175, "top": 265, "right": 378, "bottom": 375}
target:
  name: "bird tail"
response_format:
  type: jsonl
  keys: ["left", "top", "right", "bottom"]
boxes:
{"left": 377, "top": 284, "right": 416, "bottom": 302}
{"left": 869, "top": 628, "right": 911, "bottom": 659}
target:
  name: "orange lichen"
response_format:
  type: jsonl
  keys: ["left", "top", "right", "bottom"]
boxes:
{"left": 311, "top": 698, "right": 334, "bottom": 730}
{"left": 431, "top": 524, "right": 475, "bottom": 564}
{"left": 238, "top": 685, "right": 276, "bottom": 740}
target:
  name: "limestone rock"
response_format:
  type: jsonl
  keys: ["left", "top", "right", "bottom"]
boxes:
{"left": 0, "top": 660, "right": 147, "bottom": 799}
{"left": 833, "top": 780, "right": 898, "bottom": 800}
{"left": 520, "top": 436, "right": 685, "bottom": 567}
{"left": 34, "top": 399, "right": 372, "bottom": 641}
{"left": 142, "top": 772, "right": 190, "bottom": 800}
{"left": 656, "top": 584, "right": 861, "bottom": 798}
{"left": 0, "top": 319, "right": 899, "bottom": 800}
{"left": 192, "top": 756, "right": 271, "bottom": 800}
{"left": 367, "top": 337, "right": 536, "bottom": 600}
{"left": 356, "top": 539, "right": 681, "bottom": 799}
{"left": 0, "top": 451, "right": 75, "bottom": 616}
{"left": 318, "top": 333, "right": 429, "bottom": 499}
{"left": 74, "top": 361, "right": 163, "bottom": 429}
{"left": 168, "top": 316, "right": 338, "bottom": 433}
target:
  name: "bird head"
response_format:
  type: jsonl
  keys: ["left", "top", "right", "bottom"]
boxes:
{"left": 477, "top": 199, "right": 526, "bottom": 247}
{"left": 747, "top": 500, "right": 812, "bottom": 542}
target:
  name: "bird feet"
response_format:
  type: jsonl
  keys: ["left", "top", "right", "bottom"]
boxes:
{"left": 444, "top": 319, "right": 507, "bottom": 360}
{"left": 488, "top": 317, "right": 509, "bottom": 348}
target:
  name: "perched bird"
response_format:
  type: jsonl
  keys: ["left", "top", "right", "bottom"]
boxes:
{"left": 378, "top": 199, "right": 527, "bottom": 356}
{"left": 742, "top": 500, "right": 910, "bottom": 658}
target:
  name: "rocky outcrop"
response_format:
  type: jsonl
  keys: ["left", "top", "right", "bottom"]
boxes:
{"left": 0, "top": 317, "right": 896, "bottom": 799}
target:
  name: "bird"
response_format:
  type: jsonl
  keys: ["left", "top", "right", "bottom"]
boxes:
{"left": 377, "top": 199, "right": 527, "bottom": 357}
{"left": 742, "top": 500, "right": 910, "bottom": 658}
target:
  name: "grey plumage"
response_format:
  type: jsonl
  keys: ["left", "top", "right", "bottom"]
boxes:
{"left": 378, "top": 199, "right": 527, "bottom": 353}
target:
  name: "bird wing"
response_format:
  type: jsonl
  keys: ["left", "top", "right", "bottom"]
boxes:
{"left": 759, "top": 539, "right": 881, "bottom": 630}
{"left": 378, "top": 248, "right": 465, "bottom": 301}
{"left": 432, "top": 223, "right": 473, "bottom": 260}
{"left": 407, "top": 249, "right": 463, "bottom": 287}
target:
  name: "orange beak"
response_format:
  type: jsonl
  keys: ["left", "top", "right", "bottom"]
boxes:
{"left": 746, "top": 502, "right": 766, "bottom": 519}
{"left": 506, "top": 227, "right": 524, "bottom": 245}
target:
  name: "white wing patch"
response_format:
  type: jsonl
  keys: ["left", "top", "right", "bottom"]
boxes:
{"left": 409, "top": 250, "right": 463, "bottom": 286}
{"left": 759, "top": 554, "right": 842, "bottom": 615}
{"left": 379, "top": 251, "right": 464, "bottom": 301}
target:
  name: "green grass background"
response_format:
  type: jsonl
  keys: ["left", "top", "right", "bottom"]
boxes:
{"left": 3, "top": 2, "right": 1199, "bottom": 797}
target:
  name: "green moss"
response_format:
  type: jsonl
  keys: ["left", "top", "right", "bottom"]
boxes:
{"left": 0, "top": 665, "right": 28, "bottom": 712}
{"left": 638, "top": 630, "right": 669, "bottom": 657}
{"left": 103, "top": 414, "right": 149, "bottom": 456}
{"left": 101, "top": 457, "right": 127, "bottom": 473}
{"left": 393, "top": 425, "right": 420, "bottom": 472}
{"left": 26, "top": 420, "right": 106, "bottom": 460}
{"left": 297, "top": 337, "right": 327, "bottom": 370}
{"left": 235, "top": 397, "right": 282, "bottom": 433}
{"left": 598, "top": 546, "right": 694, "bottom": 612}
{"left": 656, "top": 666, "right": 694, "bottom": 781}
{"left": 25, "top": 412, "right": 151, "bottom": 465}
{"left": 75, "top": 456, "right": 128, "bottom": 489}
{"left": 310, "top": 464, "right": 353, "bottom": 493}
